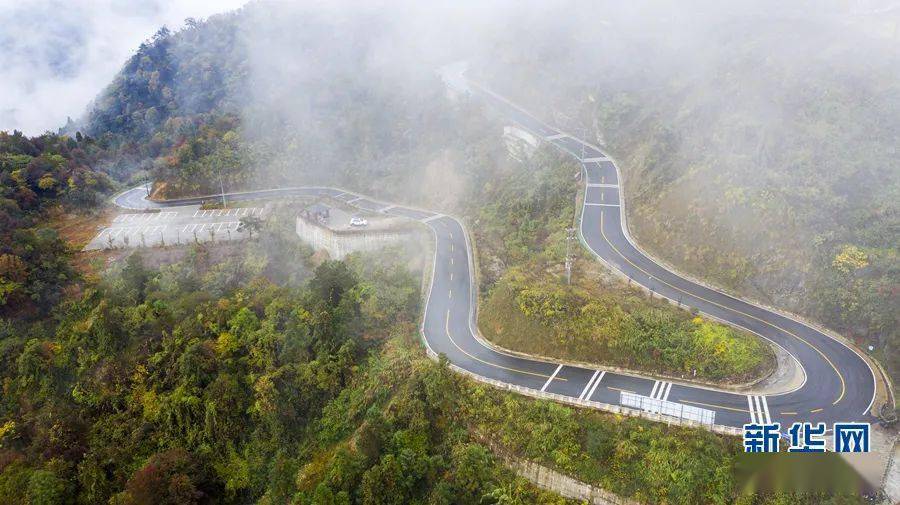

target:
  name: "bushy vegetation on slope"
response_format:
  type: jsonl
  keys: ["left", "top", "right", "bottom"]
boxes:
{"left": 471, "top": 147, "right": 771, "bottom": 382}
{"left": 482, "top": 269, "right": 769, "bottom": 382}
{"left": 4, "top": 231, "right": 557, "bottom": 504}
{"left": 0, "top": 226, "right": 746, "bottom": 505}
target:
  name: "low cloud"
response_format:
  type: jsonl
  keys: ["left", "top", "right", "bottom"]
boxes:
{"left": 0, "top": 0, "right": 247, "bottom": 135}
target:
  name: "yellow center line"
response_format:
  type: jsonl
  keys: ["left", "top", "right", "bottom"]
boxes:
{"left": 443, "top": 309, "right": 565, "bottom": 381}
{"left": 810, "top": 408, "right": 824, "bottom": 413}
{"left": 598, "top": 211, "right": 847, "bottom": 406}
{"left": 682, "top": 399, "right": 749, "bottom": 413}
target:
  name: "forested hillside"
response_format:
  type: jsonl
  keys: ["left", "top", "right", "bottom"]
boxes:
{"left": 78, "top": 2, "right": 897, "bottom": 391}
{"left": 0, "top": 2, "right": 892, "bottom": 503}
{"left": 0, "top": 238, "right": 853, "bottom": 504}
{"left": 79, "top": 6, "right": 487, "bottom": 207}
{"left": 0, "top": 131, "right": 113, "bottom": 316}
{"left": 0, "top": 230, "right": 574, "bottom": 503}
{"left": 472, "top": 6, "right": 900, "bottom": 389}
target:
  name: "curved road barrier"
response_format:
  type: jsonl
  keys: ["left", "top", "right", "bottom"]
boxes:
{"left": 111, "top": 87, "right": 876, "bottom": 432}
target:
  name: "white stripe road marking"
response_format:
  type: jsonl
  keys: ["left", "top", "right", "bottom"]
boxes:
{"left": 747, "top": 395, "right": 771, "bottom": 424}
{"left": 422, "top": 214, "right": 444, "bottom": 223}
{"left": 545, "top": 133, "right": 567, "bottom": 140}
{"left": 579, "top": 371, "right": 600, "bottom": 400}
{"left": 586, "top": 371, "right": 605, "bottom": 400}
{"left": 650, "top": 380, "right": 661, "bottom": 399}
{"left": 586, "top": 183, "right": 618, "bottom": 188}
{"left": 584, "top": 203, "right": 620, "bottom": 207}
{"left": 346, "top": 197, "right": 362, "bottom": 204}
{"left": 582, "top": 157, "right": 606, "bottom": 162}
{"left": 760, "top": 396, "right": 771, "bottom": 424}
{"left": 649, "top": 381, "right": 673, "bottom": 401}
{"left": 541, "top": 364, "right": 563, "bottom": 392}
{"left": 379, "top": 205, "right": 394, "bottom": 213}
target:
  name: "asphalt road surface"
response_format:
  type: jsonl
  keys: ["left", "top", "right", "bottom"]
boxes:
{"left": 110, "top": 84, "right": 877, "bottom": 431}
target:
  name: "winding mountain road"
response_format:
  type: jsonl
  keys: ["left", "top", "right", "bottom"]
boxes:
{"left": 111, "top": 83, "right": 877, "bottom": 432}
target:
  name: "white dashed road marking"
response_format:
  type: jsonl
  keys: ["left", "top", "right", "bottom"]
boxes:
{"left": 540, "top": 364, "right": 563, "bottom": 392}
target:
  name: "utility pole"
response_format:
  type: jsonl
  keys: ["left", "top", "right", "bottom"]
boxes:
{"left": 580, "top": 126, "right": 586, "bottom": 161}
{"left": 565, "top": 227, "right": 576, "bottom": 284}
{"left": 217, "top": 164, "right": 227, "bottom": 208}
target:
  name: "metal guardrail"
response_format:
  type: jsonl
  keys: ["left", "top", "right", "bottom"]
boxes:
{"left": 620, "top": 391, "right": 715, "bottom": 425}
{"left": 425, "top": 347, "right": 740, "bottom": 436}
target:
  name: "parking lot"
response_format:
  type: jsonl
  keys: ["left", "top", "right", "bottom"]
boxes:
{"left": 84, "top": 205, "right": 266, "bottom": 250}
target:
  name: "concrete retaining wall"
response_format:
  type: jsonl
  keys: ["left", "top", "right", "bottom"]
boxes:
{"left": 486, "top": 443, "right": 638, "bottom": 505}
{"left": 295, "top": 217, "right": 413, "bottom": 259}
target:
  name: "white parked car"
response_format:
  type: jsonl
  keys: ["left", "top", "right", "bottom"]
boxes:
{"left": 349, "top": 216, "right": 368, "bottom": 227}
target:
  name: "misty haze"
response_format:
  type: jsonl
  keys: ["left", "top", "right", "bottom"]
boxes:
{"left": 0, "top": 1, "right": 897, "bottom": 504}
